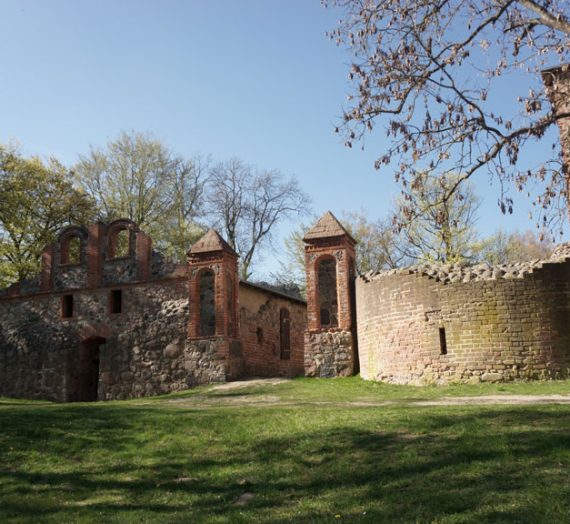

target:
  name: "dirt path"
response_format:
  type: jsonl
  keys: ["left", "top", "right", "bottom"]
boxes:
{"left": 165, "top": 378, "right": 570, "bottom": 408}
{"left": 209, "top": 378, "right": 290, "bottom": 391}
{"left": 415, "top": 394, "right": 570, "bottom": 405}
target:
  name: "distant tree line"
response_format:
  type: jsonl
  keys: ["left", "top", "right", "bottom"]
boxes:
{"left": 272, "top": 174, "right": 554, "bottom": 295}
{"left": 0, "top": 131, "right": 554, "bottom": 290}
{"left": 0, "top": 131, "right": 310, "bottom": 287}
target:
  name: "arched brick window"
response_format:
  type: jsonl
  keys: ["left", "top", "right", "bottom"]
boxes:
{"left": 108, "top": 227, "right": 130, "bottom": 259}
{"left": 199, "top": 269, "right": 216, "bottom": 336}
{"left": 317, "top": 257, "right": 338, "bottom": 328}
{"left": 61, "top": 235, "right": 82, "bottom": 265}
{"left": 226, "top": 273, "right": 235, "bottom": 337}
{"left": 280, "top": 307, "right": 291, "bottom": 360}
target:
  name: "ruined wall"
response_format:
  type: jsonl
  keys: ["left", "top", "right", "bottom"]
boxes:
{"left": 238, "top": 283, "right": 306, "bottom": 377}
{"left": 0, "top": 278, "right": 230, "bottom": 401}
{"left": 0, "top": 220, "right": 311, "bottom": 401}
{"left": 357, "top": 255, "right": 570, "bottom": 385}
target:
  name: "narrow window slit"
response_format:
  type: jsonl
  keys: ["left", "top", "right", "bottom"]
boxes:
{"left": 439, "top": 327, "right": 447, "bottom": 355}
{"left": 62, "top": 294, "right": 74, "bottom": 318}
{"left": 110, "top": 289, "right": 122, "bottom": 314}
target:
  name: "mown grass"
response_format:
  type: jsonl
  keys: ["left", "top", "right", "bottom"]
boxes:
{"left": 1, "top": 377, "right": 570, "bottom": 523}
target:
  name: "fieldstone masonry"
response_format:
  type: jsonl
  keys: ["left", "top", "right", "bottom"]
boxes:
{"left": 0, "top": 221, "right": 306, "bottom": 401}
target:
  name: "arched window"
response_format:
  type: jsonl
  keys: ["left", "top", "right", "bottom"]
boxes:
{"left": 226, "top": 274, "right": 235, "bottom": 337}
{"left": 199, "top": 270, "right": 216, "bottom": 336}
{"left": 280, "top": 308, "right": 291, "bottom": 360}
{"left": 317, "top": 257, "right": 338, "bottom": 328}
{"left": 61, "top": 235, "right": 82, "bottom": 265}
{"left": 108, "top": 228, "right": 130, "bottom": 259}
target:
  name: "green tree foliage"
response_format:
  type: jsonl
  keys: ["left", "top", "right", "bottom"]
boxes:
{"left": 0, "top": 146, "right": 96, "bottom": 287}
{"left": 475, "top": 229, "right": 554, "bottom": 264}
{"left": 396, "top": 173, "right": 480, "bottom": 263}
{"left": 74, "top": 131, "right": 207, "bottom": 261}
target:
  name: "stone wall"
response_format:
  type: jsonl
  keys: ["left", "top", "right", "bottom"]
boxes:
{"left": 0, "top": 276, "right": 306, "bottom": 401}
{"left": 304, "top": 330, "right": 355, "bottom": 378}
{"left": 0, "top": 278, "right": 233, "bottom": 400}
{"left": 239, "top": 283, "right": 306, "bottom": 377}
{"left": 0, "top": 221, "right": 309, "bottom": 402}
{"left": 0, "top": 233, "right": 308, "bottom": 401}
{"left": 356, "top": 256, "right": 570, "bottom": 385}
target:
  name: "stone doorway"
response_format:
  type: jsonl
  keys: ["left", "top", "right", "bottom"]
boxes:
{"left": 75, "top": 337, "right": 105, "bottom": 401}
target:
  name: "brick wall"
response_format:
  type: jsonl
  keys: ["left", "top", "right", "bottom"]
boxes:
{"left": 303, "top": 212, "right": 358, "bottom": 378}
{"left": 543, "top": 64, "right": 570, "bottom": 208}
{"left": 238, "top": 283, "right": 306, "bottom": 377}
{"left": 356, "top": 258, "right": 570, "bottom": 385}
{"left": 187, "top": 229, "right": 243, "bottom": 379}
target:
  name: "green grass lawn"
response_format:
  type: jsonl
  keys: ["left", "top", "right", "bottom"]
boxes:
{"left": 1, "top": 377, "right": 570, "bottom": 523}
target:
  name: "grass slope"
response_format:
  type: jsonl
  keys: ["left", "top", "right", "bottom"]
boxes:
{"left": 1, "top": 377, "right": 570, "bottom": 523}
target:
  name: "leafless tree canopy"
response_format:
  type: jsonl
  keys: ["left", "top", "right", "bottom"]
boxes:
{"left": 206, "top": 158, "right": 311, "bottom": 280}
{"left": 324, "top": 0, "right": 570, "bottom": 231}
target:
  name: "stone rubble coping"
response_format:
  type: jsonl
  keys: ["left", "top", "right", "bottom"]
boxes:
{"left": 359, "top": 243, "right": 570, "bottom": 284}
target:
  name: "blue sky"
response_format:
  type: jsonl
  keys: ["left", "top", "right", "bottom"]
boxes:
{"left": 0, "top": 0, "right": 564, "bottom": 275}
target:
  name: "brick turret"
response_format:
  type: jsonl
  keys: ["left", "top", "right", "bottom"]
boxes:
{"left": 542, "top": 64, "right": 570, "bottom": 215}
{"left": 187, "top": 229, "right": 243, "bottom": 380}
{"left": 303, "top": 211, "right": 358, "bottom": 377}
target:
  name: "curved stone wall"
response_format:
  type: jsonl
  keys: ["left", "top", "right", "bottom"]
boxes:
{"left": 356, "top": 256, "right": 570, "bottom": 385}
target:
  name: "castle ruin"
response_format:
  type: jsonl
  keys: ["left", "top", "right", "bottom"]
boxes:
{"left": 2, "top": 66, "right": 570, "bottom": 400}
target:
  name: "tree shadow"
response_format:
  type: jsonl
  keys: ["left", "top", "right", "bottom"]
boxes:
{"left": 1, "top": 404, "right": 569, "bottom": 522}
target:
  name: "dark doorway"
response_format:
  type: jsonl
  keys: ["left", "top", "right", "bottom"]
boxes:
{"left": 348, "top": 257, "right": 360, "bottom": 374}
{"left": 76, "top": 337, "right": 105, "bottom": 401}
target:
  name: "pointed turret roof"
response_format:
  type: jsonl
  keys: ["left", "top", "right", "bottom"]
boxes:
{"left": 189, "top": 229, "right": 237, "bottom": 256}
{"left": 303, "top": 211, "right": 355, "bottom": 243}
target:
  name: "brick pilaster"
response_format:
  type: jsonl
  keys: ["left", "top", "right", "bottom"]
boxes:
{"left": 86, "top": 222, "right": 104, "bottom": 288}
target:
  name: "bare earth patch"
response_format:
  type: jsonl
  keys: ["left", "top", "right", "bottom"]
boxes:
{"left": 208, "top": 378, "right": 290, "bottom": 391}
{"left": 417, "top": 394, "right": 570, "bottom": 406}
{"left": 163, "top": 378, "right": 570, "bottom": 408}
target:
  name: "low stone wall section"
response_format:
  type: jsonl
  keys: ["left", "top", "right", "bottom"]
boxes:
{"left": 304, "top": 330, "right": 355, "bottom": 378}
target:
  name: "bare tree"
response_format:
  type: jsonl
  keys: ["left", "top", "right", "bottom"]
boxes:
{"left": 206, "top": 158, "right": 311, "bottom": 280}
{"left": 271, "top": 211, "right": 409, "bottom": 292}
{"left": 324, "top": 0, "right": 570, "bottom": 231}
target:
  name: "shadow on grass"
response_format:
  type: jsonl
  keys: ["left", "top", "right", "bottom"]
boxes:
{"left": 1, "top": 404, "right": 569, "bottom": 523}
